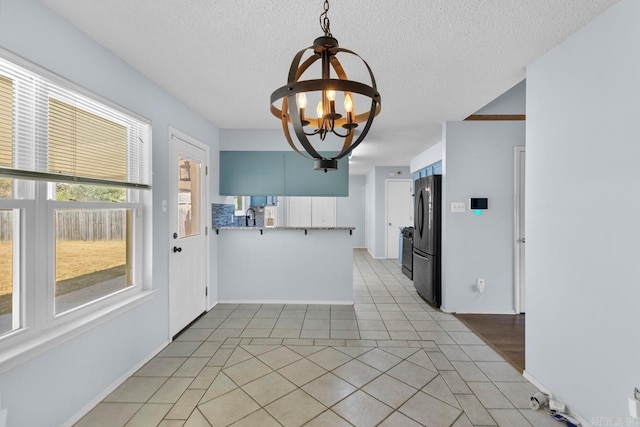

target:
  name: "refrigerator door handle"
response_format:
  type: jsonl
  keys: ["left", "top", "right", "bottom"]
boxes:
{"left": 417, "top": 191, "right": 425, "bottom": 238}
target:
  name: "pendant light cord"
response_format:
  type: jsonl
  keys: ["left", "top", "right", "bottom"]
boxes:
{"left": 319, "top": 0, "right": 332, "bottom": 37}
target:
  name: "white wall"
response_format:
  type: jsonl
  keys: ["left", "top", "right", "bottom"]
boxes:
{"left": 220, "top": 128, "right": 344, "bottom": 152}
{"left": 217, "top": 230, "right": 353, "bottom": 303}
{"left": 526, "top": 0, "right": 639, "bottom": 420}
{"left": 473, "top": 80, "right": 526, "bottom": 115}
{"left": 337, "top": 175, "right": 366, "bottom": 247}
{"left": 441, "top": 121, "right": 524, "bottom": 313}
{"left": 0, "top": 1, "right": 219, "bottom": 425}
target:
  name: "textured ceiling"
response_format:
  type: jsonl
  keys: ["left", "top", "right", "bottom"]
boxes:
{"left": 40, "top": 0, "right": 619, "bottom": 174}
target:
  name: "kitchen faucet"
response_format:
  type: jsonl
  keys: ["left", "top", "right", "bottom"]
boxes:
{"left": 245, "top": 207, "right": 256, "bottom": 227}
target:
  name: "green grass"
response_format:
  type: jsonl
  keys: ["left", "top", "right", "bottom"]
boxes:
{"left": 0, "top": 240, "right": 126, "bottom": 315}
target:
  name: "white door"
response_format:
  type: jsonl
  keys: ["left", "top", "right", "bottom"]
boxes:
{"left": 515, "top": 146, "right": 526, "bottom": 313}
{"left": 385, "top": 180, "right": 412, "bottom": 259}
{"left": 169, "top": 130, "right": 209, "bottom": 337}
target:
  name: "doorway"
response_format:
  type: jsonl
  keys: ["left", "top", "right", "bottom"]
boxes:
{"left": 514, "top": 146, "right": 525, "bottom": 313}
{"left": 385, "top": 179, "right": 412, "bottom": 259}
{"left": 168, "top": 128, "right": 209, "bottom": 337}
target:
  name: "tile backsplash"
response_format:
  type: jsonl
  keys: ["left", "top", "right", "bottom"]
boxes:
{"left": 211, "top": 203, "right": 234, "bottom": 227}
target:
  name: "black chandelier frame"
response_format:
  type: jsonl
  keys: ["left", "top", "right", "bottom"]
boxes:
{"left": 270, "top": 2, "right": 381, "bottom": 172}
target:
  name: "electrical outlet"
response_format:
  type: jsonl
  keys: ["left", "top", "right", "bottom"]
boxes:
{"left": 630, "top": 388, "right": 640, "bottom": 419}
{"left": 629, "top": 399, "right": 640, "bottom": 419}
{"left": 477, "top": 278, "right": 485, "bottom": 293}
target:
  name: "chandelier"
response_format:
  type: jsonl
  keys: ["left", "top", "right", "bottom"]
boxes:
{"left": 270, "top": 0, "right": 381, "bottom": 172}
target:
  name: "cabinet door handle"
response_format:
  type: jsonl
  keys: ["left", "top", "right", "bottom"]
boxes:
{"left": 173, "top": 246, "right": 182, "bottom": 253}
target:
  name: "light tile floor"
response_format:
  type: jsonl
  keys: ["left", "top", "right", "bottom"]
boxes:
{"left": 76, "top": 249, "right": 554, "bottom": 427}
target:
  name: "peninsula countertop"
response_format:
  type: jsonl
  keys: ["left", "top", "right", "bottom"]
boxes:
{"left": 214, "top": 226, "right": 355, "bottom": 231}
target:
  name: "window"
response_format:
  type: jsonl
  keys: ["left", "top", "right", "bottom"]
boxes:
{"left": 0, "top": 51, "right": 152, "bottom": 363}
{"left": 234, "top": 195, "right": 248, "bottom": 216}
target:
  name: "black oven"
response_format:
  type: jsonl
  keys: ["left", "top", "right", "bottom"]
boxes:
{"left": 401, "top": 227, "right": 414, "bottom": 279}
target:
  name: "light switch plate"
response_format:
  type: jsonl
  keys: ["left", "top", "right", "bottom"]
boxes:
{"left": 451, "top": 202, "right": 466, "bottom": 213}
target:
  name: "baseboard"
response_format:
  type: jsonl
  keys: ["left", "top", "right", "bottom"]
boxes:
{"left": 217, "top": 299, "right": 354, "bottom": 306}
{"left": 361, "top": 247, "right": 397, "bottom": 259}
{"left": 441, "top": 306, "right": 517, "bottom": 315}
{"left": 523, "top": 371, "right": 592, "bottom": 427}
{"left": 62, "top": 340, "right": 170, "bottom": 427}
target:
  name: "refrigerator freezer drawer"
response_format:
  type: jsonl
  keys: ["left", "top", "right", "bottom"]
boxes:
{"left": 413, "top": 251, "right": 439, "bottom": 307}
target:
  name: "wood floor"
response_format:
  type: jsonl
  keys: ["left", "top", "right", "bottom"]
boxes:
{"left": 455, "top": 313, "right": 525, "bottom": 373}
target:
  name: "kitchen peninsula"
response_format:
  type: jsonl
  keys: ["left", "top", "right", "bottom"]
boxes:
{"left": 216, "top": 226, "right": 355, "bottom": 304}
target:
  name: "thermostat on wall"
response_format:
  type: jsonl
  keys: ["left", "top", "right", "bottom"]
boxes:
{"left": 469, "top": 198, "right": 488, "bottom": 210}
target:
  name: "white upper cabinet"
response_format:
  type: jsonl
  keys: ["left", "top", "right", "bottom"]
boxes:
{"left": 287, "top": 196, "right": 336, "bottom": 227}
{"left": 311, "top": 197, "right": 336, "bottom": 227}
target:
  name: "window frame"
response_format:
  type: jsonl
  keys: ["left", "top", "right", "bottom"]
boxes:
{"left": 0, "top": 48, "right": 154, "bottom": 373}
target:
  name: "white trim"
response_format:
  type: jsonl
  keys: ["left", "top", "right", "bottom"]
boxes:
{"left": 514, "top": 146, "right": 526, "bottom": 313}
{"left": 440, "top": 307, "right": 517, "bottom": 315}
{"left": 217, "top": 299, "right": 354, "bottom": 305}
{"left": 368, "top": 253, "right": 387, "bottom": 260}
{"left": 168, "top": 127, "right": 211, "bottom": 336}
{"left": 523, "top": 371, "right": 592, "bottom": 427}
{"left": 62, "top": 338, "right": 169, "bottom": 427}
{"left": 0, "top": 291, "right": 154, "bottom": 374}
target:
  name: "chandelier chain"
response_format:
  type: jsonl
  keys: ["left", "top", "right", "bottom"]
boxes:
{"left": 319, "top": 0, "right": 332, "bottom": 37}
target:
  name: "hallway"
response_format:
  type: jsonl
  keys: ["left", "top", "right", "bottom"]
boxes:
{"left": 76, "top": 249, "right": 551, "bottom": 426}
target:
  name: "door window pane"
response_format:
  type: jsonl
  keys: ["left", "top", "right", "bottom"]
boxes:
{"left": 54, "top": 208, "right": 132, "bottom": 314}
{"left": 0, "top": 209, "right": 15, "bottom": 335}
{"left": 178, "top": 157, "right": 201, "bottom": 238}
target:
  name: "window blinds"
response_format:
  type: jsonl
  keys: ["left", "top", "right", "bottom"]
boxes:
{"left": 0, "top": 55, "right": 151, "bottom": 189}
{"left": 0, "top": 75, "right": 12, "bottom": 167}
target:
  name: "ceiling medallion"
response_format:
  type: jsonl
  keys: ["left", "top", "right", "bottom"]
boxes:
{"left": 270, "top": 0, "right": 381, "bottom": 172}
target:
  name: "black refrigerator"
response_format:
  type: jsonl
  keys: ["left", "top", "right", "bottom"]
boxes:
{"left": 413, "top": 175, "right": 442, "bottom": 307}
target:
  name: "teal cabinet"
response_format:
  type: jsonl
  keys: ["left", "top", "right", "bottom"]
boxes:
{"left": 219, "top": 151, "right": 285, "bottom": 195}
{"left": 433, "top": 162, "right": 443, "bottom": 174}
{"left": 415, "top": 160, "right": 443, "bottom": 179}
{"left": 283, "top": 152, "right": 348, "bottom": 196}
{"left": 219, "top": 151, "right": 349, "bottom": 196}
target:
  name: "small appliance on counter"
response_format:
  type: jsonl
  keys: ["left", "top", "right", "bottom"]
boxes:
{"left": 401, "top": 227, "right": 414, "bottom": 279}
{"left": 264, "top": 206, "right": 277, "bottom": 227}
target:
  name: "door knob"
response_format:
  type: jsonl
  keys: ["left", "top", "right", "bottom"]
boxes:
{"left": 388, "top": 222, "right": 392, "bottom": 226}
{"left": 173, "top": 246, "right": 182, "bottom": 253}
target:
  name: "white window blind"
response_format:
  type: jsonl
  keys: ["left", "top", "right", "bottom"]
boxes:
{"left": 0, "top": 55, "right": 151, "bottom": 188}
{"left": 0, "top": 74, "right": 12, "bottom": 167}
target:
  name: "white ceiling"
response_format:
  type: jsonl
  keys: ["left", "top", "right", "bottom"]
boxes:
{"left": 40, "top": 0, "right": 619, "bottom": 175}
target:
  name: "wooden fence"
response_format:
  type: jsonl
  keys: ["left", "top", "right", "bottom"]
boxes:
{"left": 0, "top": 209, "right": 126, "bottom": 241}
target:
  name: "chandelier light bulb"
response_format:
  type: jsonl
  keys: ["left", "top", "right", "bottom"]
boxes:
{"left": 326, "top": 90, "right": 336, "bottom": 102}
{"left": 297, "top": 92, "right": 307, "bottom": 109}
{"left": 344, "top": 93, "right": 353, "bottom": 112}
{"left": 316, "top": 100, "right": 324, "bottom": 119}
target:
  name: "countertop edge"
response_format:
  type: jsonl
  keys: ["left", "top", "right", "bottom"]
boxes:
{"left": 214, "top": 226, "right": 355, "bottom": 231}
